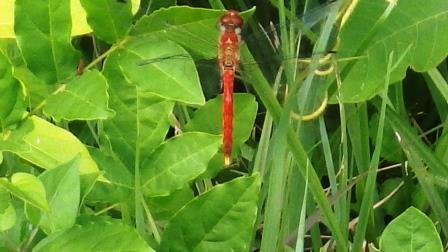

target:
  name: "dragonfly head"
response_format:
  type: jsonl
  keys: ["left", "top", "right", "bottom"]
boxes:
{"left": 219, "top": 10, "right": 243, "bottom": 34}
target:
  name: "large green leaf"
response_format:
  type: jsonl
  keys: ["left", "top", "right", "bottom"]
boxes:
{"left": 131, "top": 6, "right": 255, "bottom": 59}
{"left": 0, "top": 173, "right": 49, "bottom": 212}
{"left": 103, "top": 37, "right": 184, "bottom": 169}
{"left": 338, "top": 0, "right": 448, "bottom": 102}
{"left": 0, "top": 51, "right": 25, "bottom": 131}
{"left": 44, "top": 70, "right": 115, "bottom": 121}
{"left": 33, "top": 221, "right": 154, "bottom": 252}
{"left": 101, "top": 92, "right": 173, "bottom": 170}
{"left": 0, "top": 116, "right": 101, "bottom": 177}
{"left": 185, "top": 93, "right": 258, "bottom": 158}
{"left": 14, "top": 0, "right": 80, "bottom": 84}
{"left": 159, "top": 174, "right": 260, "bottom": 252}
{"left": 104, "top": 36, "right": 204, "bottom": 105}
{"left": 80, "top": 0, "right": 133, "bottom": 43}
{"left": 380, "top": 207, "right": 443, "bottom": 252}
{"left": 72, "top": 0, "right": 140, "bottom": 37}
{"left": 131, "top": 7, "right": 223, "bottom": 59}
{"left": 140, "top": 132, "right": 221, "bottom": 197}
{"left": 26, "top": 156, "right": 81, "bottom": 234}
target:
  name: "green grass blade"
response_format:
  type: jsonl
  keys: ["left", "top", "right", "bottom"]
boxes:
{"left": 352, "top": 51, "right": 394, "bottom": 251}
{"left": 426, "top": 68, "right": 448, "bottom": 102}
{"left": 241, "top": 2, "right": 348, "bottom": 250}
{"left": 375, "top": 102, "right": 448, "bottom": 237}
{"left": 260, "top": 116, "right": 290, "bottom": 251}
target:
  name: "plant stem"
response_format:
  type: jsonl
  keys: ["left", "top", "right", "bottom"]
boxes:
{"left": 94, "top": 203, "right": 120, "bottom": 216}
{"left": 20, "top": 227, "right": 39, "bottom": 252}
{"left": 85, "top": 38, "right": 127, "bottom": 71}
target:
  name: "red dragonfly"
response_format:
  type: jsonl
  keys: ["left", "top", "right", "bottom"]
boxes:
{"left": 137, "top": 3, "right": 342, "bottom": 165}
{"left": 218, "top": 10, "right": 243, "bottom": 165}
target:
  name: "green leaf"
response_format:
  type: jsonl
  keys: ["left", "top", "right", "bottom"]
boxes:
{"left": 103, "top": 41, "right": 178, "bottom": 168}
{"left": 131, "top": 7, "right": 222, "bottom": 59}
{"left": 101, "top": 91, "right": 173, "bottom": 171}
{"left": 26, "top": 156, "right": 81, "bottom": 234}
{"left": 0, "top": 51, "right": 25, "bottom": 131}
{"left": 104, "top": 36, "right": 204, "bottom": 105}
{"left": 0, "top": 203, "right": 15, "bottom": 231}
{"left": 0, "top": 116, "right": 101, "bottom": 178}
{"left": 14, "top": 0, "right": 80, "bottom": 84}
{"left": 159, "top": 174, "right": 260, "bottom": 252}
{"left": 140, "top": 132, "right": 221, "bottom": 197}
{"left": 33, "top": 221, "right": 154, "bottom": 252}
{"left": 185, "top": 93, "right": 258, "bottom": 157}
{"left": 131, "top": 6, "right": 255, "bottom": 59}
{"left": 338, "top": 0, "right": 448, "bottom": 102}
{"left": 80, "top": 0, "right": 132, "bottom": 43}
{"left": 44, "top": 70, "right": 115, "bottom": 121}
{"left": 0, "top": 173, "right": 49, "bottom": 211}
{"left": 380, "top": 207, "right": 443, "bottom": 252}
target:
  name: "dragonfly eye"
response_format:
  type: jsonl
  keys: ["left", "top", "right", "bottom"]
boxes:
{"left": 220, "top": 10, "right": 244, "bottom": 28}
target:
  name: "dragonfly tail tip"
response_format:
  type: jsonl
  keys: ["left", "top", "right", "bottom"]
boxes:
{"left": 224, "top": 156, "right": 231, "bottom": 166}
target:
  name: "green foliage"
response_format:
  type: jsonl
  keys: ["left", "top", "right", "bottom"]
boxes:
{"left": 33, "top": 221, "right": 154, "bottom": 252}
{"left": 380, "top": 207, "right": 443, "bottom": 252}
{"left": 0, "top": 173, "right": 49, "bottom": 212}
{"left": 159, "top": 174, "right": 260, "bottom": 251}
{"left": 0, "top": 51, "right": 24, "bottom": 131}
{"left": 44, "top": 70, "right": 115, "bottom": 121}
{"left": 80, "top": 0, "right": 133, "bottom": 43}
{"left": 0, "top": 116, "right": 101, "bottom": 177}
{"left": 0, "top": 0, "right": 448, "bottom": 251}
{"left": 104, "top": 36, "right": 204, "bottom": 105}
{"left": 14, "top": 0, "right": 80, "bottom": 84}
{"left": 0, "top": 202, "right": 15, "bottom": 232}
{"left": 338, "top": 0, "right": 448, "bottom": 102}
{"left": 185, "top": 94, "right": 258, "bottom": 159}
{"left": 26, "top": 156, "right": 81, "bottom": 234}
{"left": 140, "top": 132, "right": 221, "bottom": 197}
